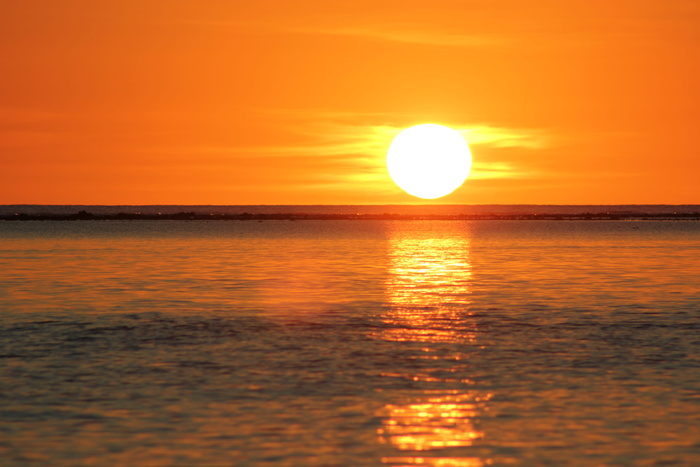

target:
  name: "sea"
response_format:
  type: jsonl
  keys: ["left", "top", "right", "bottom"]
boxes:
{"left": 1, "top": 206, "right": 699, "bottom": 466}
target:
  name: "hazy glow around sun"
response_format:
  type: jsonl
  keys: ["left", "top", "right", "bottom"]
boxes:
{"left": 387, "top": 123, "right": 472, "bottom": 199}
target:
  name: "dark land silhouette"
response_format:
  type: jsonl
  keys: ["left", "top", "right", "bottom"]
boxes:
{"left": 2, "top": 210, "right": 699, "bottom": 221}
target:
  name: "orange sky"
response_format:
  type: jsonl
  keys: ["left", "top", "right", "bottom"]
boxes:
{"left": 1, "top": 0, "right": 699, "bottom": 205}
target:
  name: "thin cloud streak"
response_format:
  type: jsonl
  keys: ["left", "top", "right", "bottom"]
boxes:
{"left": 176, "top": 114, "right": 551, "bottom": 186}
{"left": 298, "top": 25, "right": 500, "bottom": 48}
{"left": 460, "top": 127, "right": 550, "bottom": 149}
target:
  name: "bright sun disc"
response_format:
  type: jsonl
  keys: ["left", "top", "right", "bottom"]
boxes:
{"left": 387, "top": 123, "right": 472, "bottom": 199}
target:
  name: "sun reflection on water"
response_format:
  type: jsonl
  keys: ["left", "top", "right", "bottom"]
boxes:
{"left": 378, "top": 225, "right": 489, "bottom": 466}
{"left": 382, "top": 456, "right": 486, "bottom": 467}
{"left": 380, "top": 392, "right": 489, "bottom": 451}
{"left": 381, "top": 233, "right": 475, "bottom": 343}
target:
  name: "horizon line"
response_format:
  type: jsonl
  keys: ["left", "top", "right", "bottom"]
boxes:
{"left": 3, "top": 203, "right": 700, "bottom": 207}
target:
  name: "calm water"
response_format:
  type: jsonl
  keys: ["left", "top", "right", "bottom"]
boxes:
{"left": 1, "top": 220, "right": 699, "bottom": 466}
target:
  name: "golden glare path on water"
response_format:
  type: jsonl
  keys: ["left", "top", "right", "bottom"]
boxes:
{"left": 377, "top": 225, "right": 491, "bottom": 467}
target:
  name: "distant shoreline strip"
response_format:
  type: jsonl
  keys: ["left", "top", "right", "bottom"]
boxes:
{"left": 3, "top": 211, "right": 699, "bottom": 221}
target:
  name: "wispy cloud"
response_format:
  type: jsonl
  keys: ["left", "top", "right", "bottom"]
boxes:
{"left": 0, "top": 107, "right": 64, "bottom": 123}
{"left": 173, "top": 110, "right": 551, "bottom": 187}
{"left": 459, "top": 126, "right": 549, "bottom": 149}
{"left": 298, "top": 25, "right": 499, "bottom": 48}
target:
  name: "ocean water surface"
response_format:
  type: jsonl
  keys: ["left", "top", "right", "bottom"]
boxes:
{"left": 1, "top": 220, "right": 699, "bottom": 465}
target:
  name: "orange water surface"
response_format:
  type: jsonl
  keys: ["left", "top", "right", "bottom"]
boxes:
{"left": 1, "top": 220, "right": 698, "bottom": 465}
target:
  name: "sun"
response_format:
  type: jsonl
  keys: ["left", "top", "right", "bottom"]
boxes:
{"left": 387, "top": 124, "right": 472, "bottom": 199}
